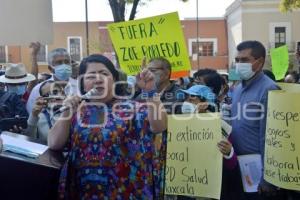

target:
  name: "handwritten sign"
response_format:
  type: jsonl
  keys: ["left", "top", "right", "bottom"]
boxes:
{"left": 270, "top": 45, "right": 289, "bottom": 81}
{"left": 277, "top": 83, "right": 300, "bottom": 93}
{"left": 107, "top": 12, "right": 191, "bottom": 78}
{"left": 0, "top": 0, "right": 53, "bottom": 45}
{"left": 165, "top": 114, "right": 222, "bottom": 199}
{"left": 264, "top": 90, "right": 300, "bottom": 191}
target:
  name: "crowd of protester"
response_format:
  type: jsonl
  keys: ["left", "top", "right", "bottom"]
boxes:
{"left": 0, "top": 40, "right": 300, "bottom": 199}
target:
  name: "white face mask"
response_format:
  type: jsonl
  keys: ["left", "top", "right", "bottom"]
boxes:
{"left": 53, "top": 64, "right": 72, "bottom": 81}
{"left": 235, "top": 63, "right": 256, "bottom": 80}
{"left": 181, "top": 101, "right": 197, "bottom": 114}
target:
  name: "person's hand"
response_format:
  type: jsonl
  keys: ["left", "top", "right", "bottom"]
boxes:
{"left": 217, "top": 139, "right": 232, "bottom": 156}
{"left": 62, "top": 95, "right": 81, "bottom": 115}
{"left": 32, "top": 97, "right": 48, "bottom": 117}
{"left": 136, "top": 68, "right": 156, "bottom": 92}
{"left": 9, "top": 125, "right": 23, "bottom": 133}
{"left": 0, "top": 137, "right": 3, "bottom": 153}
{"left": 29, "top": 42, "right": 41, "bottom": 56}
{"left": 258, "top": 180, "right": 278, "bottom": 197}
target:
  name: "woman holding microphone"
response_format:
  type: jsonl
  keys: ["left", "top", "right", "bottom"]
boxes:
{"left": 48, "top": 54, "right": 167, "bottom": 199}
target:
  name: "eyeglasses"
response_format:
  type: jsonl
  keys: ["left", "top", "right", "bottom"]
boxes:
{"left": 148, "top": 67, "right": 165, "bottom": 72}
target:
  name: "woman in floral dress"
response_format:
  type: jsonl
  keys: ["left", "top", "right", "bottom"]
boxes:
{"left": 48, "top": 54, "right": 167, "bottom": 200}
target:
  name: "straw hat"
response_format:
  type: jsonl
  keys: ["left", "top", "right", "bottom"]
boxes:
{"left": 0, "top": 63, "right": 35, "bottom": 83}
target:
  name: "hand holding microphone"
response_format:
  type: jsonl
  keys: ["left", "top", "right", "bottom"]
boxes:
{"left": 56, "top": 88, "right": 98, "bottom": 115}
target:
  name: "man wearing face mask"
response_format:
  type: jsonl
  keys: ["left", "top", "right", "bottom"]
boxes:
{"left": 231, "top": 41, "right": 281, "bottom": 200}
{"left": 0, "top": 63, "right": 34, "bottom": 119}
{"left": 26, "top": 48, "right": 72, "bottom": 114}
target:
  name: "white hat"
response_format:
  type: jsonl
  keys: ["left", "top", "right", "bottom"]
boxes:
{"left": 0, "top": 63, "right": 35, "bottom": 84}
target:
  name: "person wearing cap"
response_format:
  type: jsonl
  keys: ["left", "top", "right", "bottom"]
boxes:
{"left": 0, "top": 63, "right": 34, "bottom": 119}
{"left": 177, "top": 85, "right": 237, "bottom": 200}
{"left": 180, "top": 84, "right": 217, "bottom": 114}
{"left": 193, "top": 68, "right": 223, "bottom": 98}
{"left": 26, "top": 48, "right": 72, "bottom": 114}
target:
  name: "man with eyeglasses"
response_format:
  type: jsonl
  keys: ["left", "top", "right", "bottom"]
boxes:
{"left": 229, "top": 41, "right": 281, "bottom": 200}
{"left": 26, "top": 48, "right": 72, "bottom": 114}
{"left": 135, "top": 57, "right": 184, "bottom": 199}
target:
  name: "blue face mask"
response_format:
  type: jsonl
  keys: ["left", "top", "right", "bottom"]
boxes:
{"left": 53, "top": 64, "right": 72, "bottom": 81}
{"left": 235, "top": 63, "right": 255, "bottom": 80}
{"left": 7, "top": 84, "right": 27, "bottom": 95}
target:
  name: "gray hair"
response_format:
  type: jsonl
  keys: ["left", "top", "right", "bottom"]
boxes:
{"left": 48, "top": 48, "right": 70, "bottom": 66}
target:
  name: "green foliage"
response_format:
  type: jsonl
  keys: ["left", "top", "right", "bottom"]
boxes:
{"left": 280, "top": 0, "right": 300, "bottom": 12}
{"left": 108, "top": 0, "right": 188, "bottom": 22}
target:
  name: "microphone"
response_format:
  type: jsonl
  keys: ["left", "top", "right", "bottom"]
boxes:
{"left": 54, "top": 88, "right": 98, "bottom": 115}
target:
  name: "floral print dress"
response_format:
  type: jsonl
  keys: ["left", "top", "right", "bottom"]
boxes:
{"left": 58, "top": 100, "right": 165, "bottom": 200}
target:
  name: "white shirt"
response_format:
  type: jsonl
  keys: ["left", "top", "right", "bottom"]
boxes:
{"left": 64, "top": 77, "right": 78, "bottom": 96}
{"left": 26, "top": 76, "right": 54, "bottom": 114}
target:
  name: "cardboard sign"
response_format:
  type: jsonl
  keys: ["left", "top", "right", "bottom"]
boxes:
{"left": 107, "top": 12, "right": 191, "bottom": 78}
{"left": 270, "top": 45, "right": 289, "bottom": 81}
{"left": 264, "top": 89, "right": 300, "bottom": 191}
{"left": 165, "top": 113, "right": 222, "bottom": 199}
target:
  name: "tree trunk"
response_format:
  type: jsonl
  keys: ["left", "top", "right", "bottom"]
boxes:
{"left": 129, "top": 0, "right": 140, "bottom": 20}
{"left": 108, "top": 0, "right": 125, "bottom": 22}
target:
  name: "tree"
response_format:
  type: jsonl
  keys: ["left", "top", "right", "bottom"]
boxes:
{"left": 108, "top": 0, "right": 188, "bottom": 22}
{"left": 280, "top": 0, "right": 300, "bottom": 12}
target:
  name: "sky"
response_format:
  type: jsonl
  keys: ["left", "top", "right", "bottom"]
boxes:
{"left": 52, "top": 0, "right": 235, "bottom": 22}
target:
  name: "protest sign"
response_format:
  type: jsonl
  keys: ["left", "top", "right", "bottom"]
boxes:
{"left": 0, "top": 0, "right": 53, "bottom": 45}
{"left": 270, "top": 45, "right": 289, "bottom": 81}
{"left": 264, "top": 90, "right": 300, "bottom": 191}
{"left": 107, "top": 12, "right": 191, "bottom": 79}
{"left": 165, "top": 113, "right": 222, "bottom": 199}
{"left": 277, "top": 83, "right": 300, "bottom": 93}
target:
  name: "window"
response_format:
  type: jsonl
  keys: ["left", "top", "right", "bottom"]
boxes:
{"left": 0, "top": 46, "right": 7, "bottom": 63}
{"left": 192, "top": 41, "right": 214, "bottom": 56}
{"left": 68, "top": 37, "right": 82, "bottom": 62}
{"left": 275, "top": 27, "right": 286, "bottom": 48}
{"left": 188, "top": 38, "right": 217, "bottom": 58}
{"left": 37, "top": 45, "right": 48, "bottom": 63}
{"left": 269, "top": 22, "right": 291, "bottom": 50}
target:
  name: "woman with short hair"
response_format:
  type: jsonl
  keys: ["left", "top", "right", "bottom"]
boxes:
{"left": 48, "top": 54, "right": 167, "bottom": 199}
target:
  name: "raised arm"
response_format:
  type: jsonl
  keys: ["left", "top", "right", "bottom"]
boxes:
{"left": 136, "top": 68, "right": 167, "bottom": 133}
{"left": 27, "top": 42, "right": 40, "bottom": 92}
